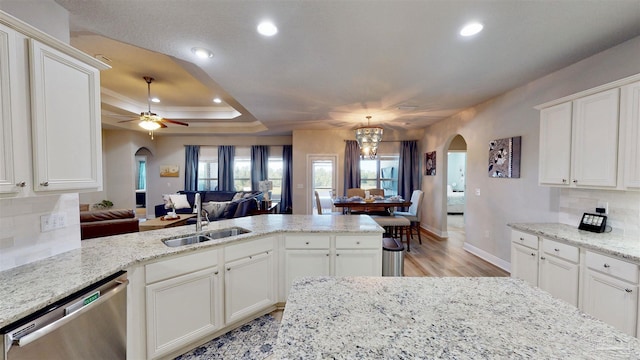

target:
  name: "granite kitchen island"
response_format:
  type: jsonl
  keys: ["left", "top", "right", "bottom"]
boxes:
{"left": 274, "top": 276, "right": 640, "bottom": 359}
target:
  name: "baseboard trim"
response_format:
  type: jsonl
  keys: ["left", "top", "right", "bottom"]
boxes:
{"left": 462, "top": 242, "right": 511, "bottom": 273}
{"left": 422, "top": 224, "right": 447, "bottom": 239}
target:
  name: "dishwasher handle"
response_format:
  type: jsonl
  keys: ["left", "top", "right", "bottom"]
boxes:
{"left": 14, "top": 279, "right": 128, "bottom": 348}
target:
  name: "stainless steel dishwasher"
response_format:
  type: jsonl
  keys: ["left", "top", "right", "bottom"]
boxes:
{"left": 1, "top": 271, "right": 127, "bottom": 360}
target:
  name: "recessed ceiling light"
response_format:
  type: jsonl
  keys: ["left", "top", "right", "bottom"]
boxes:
{"left": 151, "top": 97, "right": 160, "bottom": 103}
{"left": 257, "top": 21, "right": 278, "bottom": 36}
{"left": 213, "top": 98, "right": 222, "bottom": 104}
{"left": 191, "top": 47, "right": 214, "bottom": 59}
{"left": 460, "top": 22, "right": 483, "bottom": 37}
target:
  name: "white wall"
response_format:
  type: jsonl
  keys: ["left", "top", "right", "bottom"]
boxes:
{"left": 0, "top": 0, "right": 70, "bottom": 43}
{"left": 421, "top": 36, "right": 640, "bottom": 268}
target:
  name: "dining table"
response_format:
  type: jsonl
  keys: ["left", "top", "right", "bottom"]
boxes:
{"left": 332, "top": 197, "right": 411, "bottom": 215}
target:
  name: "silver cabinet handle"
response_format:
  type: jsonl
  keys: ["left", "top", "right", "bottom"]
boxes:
{"left": 16, "top": 279, "right": 129, "bottom": 347}
{"left": 16, "top": 181, "right": 26, "bottom": 187}
{"left": 40, "top": 181, "right": 49, "bottom": 186}
{"left": 554, "top": 248, "right": 560, "bottom": 252}
{"left": 572, "top": 180, "right": 578, "bottom": 183}
{"left": 603, "top": 264, "right": 611, "bottom": 268}
{"left": 214, "top": 271, "right": 219, "bottom": 275}
{"left": 562, "top": 179, "right": 567, "bottom": 183}
{"left": 625, "top": 289, "right": 633, "bottom": 293}
{"left": 540, "top": 256, "right": 546, "bottom": 260}
{"left": 530, "top": 253, "right": 536, "bottom": 257}
{"left": 336, "top": 253, "right": 340, "bottom": 256}
{"left": 326, "top": 253, "right": 329, "bottom": 256}
{"left": 305, "top": 242, "right": 309, "bottom": 245}
{"left": 356, "top": 241, "right": 360, "bottom": 245}
{"left": 226, "top": 267, "right": 231, "bottom": 271}
{"left": 519, "top": 237, "right": 524, "bottom": 241}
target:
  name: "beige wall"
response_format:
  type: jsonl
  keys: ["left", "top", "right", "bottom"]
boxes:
{"left": 292, "top": 128, "right": 425, "bottom": 215}
{"left": 421, "top": 36, "right": 640, "bottom": 269}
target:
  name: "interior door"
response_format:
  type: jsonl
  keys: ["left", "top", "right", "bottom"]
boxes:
{"left": 308, "top": 155, "right": 337, "bottom": 214}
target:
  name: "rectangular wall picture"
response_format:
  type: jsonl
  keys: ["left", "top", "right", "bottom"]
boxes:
{"left": 160, "top": 165, "right": 180, "bottom": 177}
{"left": 488, "top": 136, "right": 521, "bottom": 178}
{"left": 425, "top": 151, "right": 436, "bottom": 176}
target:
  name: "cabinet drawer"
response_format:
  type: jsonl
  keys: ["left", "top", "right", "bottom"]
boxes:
{"left": 146, "top": 248, "right": 218, "bottom": 284}
{"left": 335, "top": 235, "right": 380, "bottom": 249}
{"left": 542, "top": 238, "right": 579, "bottom": 263}
{"left": 225, "top": 237, "right": 274, "bottom": 262}
{"left": 586, "top": 251, "right": 638, "bottom": 284}
{"left": 511, "top": 230, "right": 538, "bottom": 249}
{"left": 284, "top": 235, "right": 330, "bottom": 249}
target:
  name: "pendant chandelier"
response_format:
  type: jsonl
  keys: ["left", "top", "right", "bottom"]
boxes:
{"left": 355, "top": 116, "right": 383, "bottom": 159}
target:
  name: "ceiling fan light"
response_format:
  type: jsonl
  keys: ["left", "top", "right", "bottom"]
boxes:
{"left": 139, "top": 120, "right": 161, "bottom": 131}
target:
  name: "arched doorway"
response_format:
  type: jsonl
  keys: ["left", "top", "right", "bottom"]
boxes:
{"left": 445, "top": 135, "right": 467, "bottom": 235}
{"left": 135, "top": 147, "right": 153, "bottom": 219}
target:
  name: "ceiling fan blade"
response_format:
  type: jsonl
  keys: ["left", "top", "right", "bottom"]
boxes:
{"left": 117, "top": 118, "right": 139, "bottom": 123}
{"left": 161, "top": 118, "right": 189, "bottom": 126}
{"left": 159, "top": 122, "right": 168, "bottom": 128}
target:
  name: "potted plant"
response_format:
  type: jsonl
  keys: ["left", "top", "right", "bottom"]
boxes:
{"left": 93, "top": 200, "right": 113, "bottom": 210}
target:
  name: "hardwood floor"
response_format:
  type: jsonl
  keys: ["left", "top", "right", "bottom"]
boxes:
{"left": 403, "top": 215, "right": 509, "bottom": 277}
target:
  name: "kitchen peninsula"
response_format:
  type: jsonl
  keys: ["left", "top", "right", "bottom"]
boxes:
{"left": 275, "top": 276, "right": 640, "bottom": 358}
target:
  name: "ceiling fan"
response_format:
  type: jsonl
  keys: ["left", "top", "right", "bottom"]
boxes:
{"left": 119, "top": 76, "right": 188, "bottom": 139}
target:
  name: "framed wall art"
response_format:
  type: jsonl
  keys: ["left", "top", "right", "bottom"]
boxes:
{"left": 488, "top": 136, "right": 521, "bottom": 178}
{"left": 160, "top": 165, "right": 180, "bottom": 177}
{"left": 425, "top": 151, "right": 436, "bottom": 176}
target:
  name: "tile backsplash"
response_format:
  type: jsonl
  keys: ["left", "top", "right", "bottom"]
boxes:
{"left": 559, "top": 188, "right": 640, "bottom": 237}
{"left": 0, "top": 193, "right": 81, "bottom": 271}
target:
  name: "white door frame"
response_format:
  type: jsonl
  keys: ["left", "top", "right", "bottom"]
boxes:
{"left": 306, "top": 154, "right": 338, "bottom": 214}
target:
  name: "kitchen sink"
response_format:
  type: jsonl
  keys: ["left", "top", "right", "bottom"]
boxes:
{"left": 162, "top": 234, "right": 214, "bottom": 247}
{"left": 202, "top": 227, "right": 251, "bottom": 239}
{"left": 162, "top": 227, "right": 251, "bottom": 247}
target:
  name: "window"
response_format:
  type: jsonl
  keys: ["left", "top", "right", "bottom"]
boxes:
{"left": 268, "top": 146, "right": 283, "bottom": 201}
{"left": 360, "top": 154, "right": 399, "bottom": 196}
{"left": 197, "top": 146, "right": 218, "bottom": 190}
{"left": 234, "top": 147, "right": 251, "bottom": 191}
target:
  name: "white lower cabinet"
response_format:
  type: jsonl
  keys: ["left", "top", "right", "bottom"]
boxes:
{"left": 539, "top": 239, "right": 579, "bottom": 306}
{"left": 224, "top": 237, "right": 276, "bottom": 324}
{"left": 283, "top": 234, "right": 382, "bottom": 298}
{"left": 145, "top": 249, "right": 222, "bottom": 359}
{"left": 510, "top": 230, "right": 539, "bottom": 287}
{"left": 582, "top": 251, "right": 638, "bottom": 336}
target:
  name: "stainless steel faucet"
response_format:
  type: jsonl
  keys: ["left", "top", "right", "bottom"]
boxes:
{"left": 195, "top": 193, "right": 203, "bottom": 231}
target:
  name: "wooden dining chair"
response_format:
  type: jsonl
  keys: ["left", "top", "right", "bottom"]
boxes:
{"left": 368, "top": 188, "right": 385, "bottom": 197}
{"left": 315, "top": 191, "right": 341, "bottom": 215}
{"left": 346, "top": 188, "right": 365, "bottom": 198}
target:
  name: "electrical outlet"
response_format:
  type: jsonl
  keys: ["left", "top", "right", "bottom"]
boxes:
{"left": 597, "top": 201, "right": 609, "bottom": 214}
{"left": 40, "top": 213, "right": 67, "bottom": 232}
{"left": 475, "top": 188, "right": 481, "bottom": 196}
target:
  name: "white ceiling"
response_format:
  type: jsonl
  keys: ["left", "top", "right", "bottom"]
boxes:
{"left": 55, "top": 0, "right": 640, "bottom": 136}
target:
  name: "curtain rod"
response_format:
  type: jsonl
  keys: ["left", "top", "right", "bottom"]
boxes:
{"left": 343, "top": 140, "right": 419, "bottom": 143}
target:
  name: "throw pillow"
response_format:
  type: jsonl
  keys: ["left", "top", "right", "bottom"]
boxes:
{"left": 202, "top": 201, "right": 230, "bottom": 219}
{"left": 231, "top": 192, "right": 243, "bottom": 201}
{"left": 169, "top": 194, "right": 191, "bottom": 210}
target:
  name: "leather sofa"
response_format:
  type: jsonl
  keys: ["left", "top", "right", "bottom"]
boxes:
{"left": 80, "top": 209, "right": 139, "bottom": 240}
{"left": 154, "top": 190, "right": 263, "bottom": 223}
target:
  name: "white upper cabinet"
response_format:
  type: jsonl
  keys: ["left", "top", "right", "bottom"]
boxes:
{"left": 536, "top": 73, "right": 640, "bottom": 190}
{"left": 29, "top": 40, "right": 102, "bottom": 192}
{"left": 0, "top": 12, "right": 108, "bottom": 196}
{"left": 571, "top": 88, "right": 619, "bottom": 188}
{"left": 539, "top": 102, "right": 572, "bottom": 186}
{"left": 621, "top": 81, "right": 640, "bottom": 190}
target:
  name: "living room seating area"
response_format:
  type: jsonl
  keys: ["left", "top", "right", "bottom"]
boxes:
{"left": 154, "top": 190, "right": 263, "bottom": 223}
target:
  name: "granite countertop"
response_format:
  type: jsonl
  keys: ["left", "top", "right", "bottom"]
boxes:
{"left": 0, "top": 215, "right": 382, "bottom": 328}
{"left": 508, "top": 223, "right": 640, "bottom": 263}
{"left": 275, "top": 276, "right": 640, "bottom": 359}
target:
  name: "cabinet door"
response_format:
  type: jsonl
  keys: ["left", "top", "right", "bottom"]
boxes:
{"left": 146, "top": 267, "right": 222, "bottom": 359}
{"left": 539, "top": 255, "right": 579, "bottom": 306}
{"left": 334, "top": 249, "right": 381, "bottom": 276}
{"left": 29, "top": 39, "right": 102, "bottom": 192}
{"left": 511, "top": 243, "right": 538, "bottom": 287}
{"left": 539, "top": 102, "right": 572, "bottom": 185}
{"left": 0, "top": 23, "right": 27, "bottom": 195}
{"left": 621, "top": 81, "right": 640, "bottom": 190}
{"left": 225, "top": 251, "right": 275, "bottom": 324}
{"left": 583, "top": 269, "right": 638, "bottom": 336}
{"left": 572, "top": 89, "right": 619, "bottom": 188}
{"left": 284, "top": 250, "right": 330, "bottom": 298}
